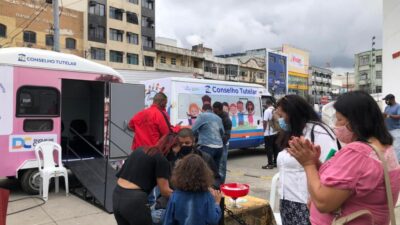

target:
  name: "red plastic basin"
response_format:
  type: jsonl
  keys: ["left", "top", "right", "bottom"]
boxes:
{"left": 220, "top": 183, "right": 249, "bottom": 199}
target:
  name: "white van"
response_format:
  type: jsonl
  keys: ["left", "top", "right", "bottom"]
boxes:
{"left": 142, "top": 77, "right": 271, "bottom": 149}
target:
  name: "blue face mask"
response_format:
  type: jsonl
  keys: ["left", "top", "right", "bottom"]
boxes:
{"left": 278, "top": 118, "right": 290, "bottom": 131}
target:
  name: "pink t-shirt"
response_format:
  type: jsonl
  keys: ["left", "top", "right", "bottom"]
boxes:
{"left": 310, "top": 142, "right": 400, "bottom": 225}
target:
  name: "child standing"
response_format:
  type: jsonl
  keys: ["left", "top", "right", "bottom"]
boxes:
{"left": 163, "top": 154, "right": 222, "bottom": 225}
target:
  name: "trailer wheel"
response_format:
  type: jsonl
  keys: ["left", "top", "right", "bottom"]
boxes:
{"left": 20, "top": 169, "right": 41, "bottom": 195}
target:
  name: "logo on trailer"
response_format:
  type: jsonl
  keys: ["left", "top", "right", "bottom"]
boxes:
{"left": 18, "top": 54, "right": 26, "bottom": 62}
{"left": 205, "top": 85, "right": 211, "bottom": 94}
{"left": 9, "top": 135, "right": 57, "bottom": 152}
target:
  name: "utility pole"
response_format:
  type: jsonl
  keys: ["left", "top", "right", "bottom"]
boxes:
{"left": 346, "top": 72, "right": 349, "bottom": 92}
{"left": 52, "top": 0, "right": 60, "bottom": 52}
{"left": 370, "top": 36, "right": 376, "bottom": 94}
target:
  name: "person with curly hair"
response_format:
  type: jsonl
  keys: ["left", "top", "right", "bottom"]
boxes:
{"left": 162, "top": 154, "right": 223, "bottom": 225}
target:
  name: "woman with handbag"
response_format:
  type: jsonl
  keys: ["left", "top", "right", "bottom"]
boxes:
{"left": 288, "top": 91, "right": 400, "bottom": 225}
{"left": 275, "top": 95, "right": 339, "bottom": 225}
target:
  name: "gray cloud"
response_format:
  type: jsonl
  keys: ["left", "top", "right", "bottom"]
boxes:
{"left": 156, "top": 0, "right": 382, "bottom": 70}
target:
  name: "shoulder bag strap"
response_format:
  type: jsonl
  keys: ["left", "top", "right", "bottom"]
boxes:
{"left": 332, "top": 210, "right": 373, "bottom": 225}
{"left": 368, "top": 144, "right": 397, "bottom": 225}
{"left": 158, "top": 108, "right": 173, "bottom": 134}
{"left": 310, "top": 122, "right": 341, "bottom": 150}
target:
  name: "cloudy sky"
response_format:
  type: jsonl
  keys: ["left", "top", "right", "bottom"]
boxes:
{"left": 156, "top": 0, "right": 382, "bottom": 72}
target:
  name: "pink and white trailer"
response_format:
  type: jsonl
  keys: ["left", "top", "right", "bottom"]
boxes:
{"left": 0, "top": 47, "right": 144, "bottom": 205}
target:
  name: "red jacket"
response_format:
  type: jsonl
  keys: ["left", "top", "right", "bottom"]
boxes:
{"left": 129, "top": 104, "right": 171, "bottom": 150}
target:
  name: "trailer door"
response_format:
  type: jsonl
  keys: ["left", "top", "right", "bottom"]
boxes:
{"left": 109, "top": 83, "right": 144, "bottom": 159}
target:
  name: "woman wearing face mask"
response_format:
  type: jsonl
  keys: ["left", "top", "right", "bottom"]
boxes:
{"left": 275, "top": 95, "right": 339, "bottom": 225}
{"left": 288, "top": 91, "right": 400, "bottom": 225}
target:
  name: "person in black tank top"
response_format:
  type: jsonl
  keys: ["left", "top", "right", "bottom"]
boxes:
{"left": 113, "top": 134, "right": 177, "bottom": 225}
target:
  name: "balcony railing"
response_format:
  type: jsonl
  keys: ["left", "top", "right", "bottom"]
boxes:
{"left": 156, "top": 44, "right": 204, "bottom": 58}
{"left": 156, "top": 63, "right": 203, "bottom": 74}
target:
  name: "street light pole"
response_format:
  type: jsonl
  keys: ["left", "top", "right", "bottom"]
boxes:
{"left": 52, "top": 0, "right": 60, "bottom": 52}
{"left": 370, "top": 36, "right": 376, "bottom": 94}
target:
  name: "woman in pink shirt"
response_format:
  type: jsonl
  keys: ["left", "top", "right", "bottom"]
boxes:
{"left": 288, "top": 91, "right": 400, "bottom": 225}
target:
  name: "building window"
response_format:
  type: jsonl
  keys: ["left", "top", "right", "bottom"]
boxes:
{"left": 240, "top": 70, "right": 247, "bottom": 77}
{"left": 126, "top": 12, "right": 138, "bottom": 24}
{"left": 65, "top": 38, "right": 76, "bottom": 49}
{"left": 23, "top": 31, "right": 36, "bottom": 43}
{"left": 376, "top": 71, "right": 382, "bottom": 79}
{"left": 269, "top": 70, "right": 276, "bottom": 77}
{"left": 160, "top": 56, "right": 166, "bottom": 63}
{"left": 219, "top": 67, "right": 225, "bottom": 75}
{"left": 109, "top": 7, "right": 123, "bottom": 20}
{"left": 90, "top": 47, "right": 105, "bottom": 60}
{"left": 144, "top": 56, "right": 154, "bottom": 67}
{"left": 110, "top": 50, "right": 123, "bottom": 63}
{"left": 110, "top": 28, "right": 123, "bottom": 42}
{"left": 128, "top": 0, "right": 138, "bottom": 4}
{"left": 269, "top": 56, "right": 276, "bottom": 63}
{"left": 142, "top": 0, "right": 154, "bottom": 9}
{"left": 360, "top": 72, "right": 368, "bottom": 80}
{"left": 142, "top": 35, "right": 154, "bottom": 48}
{"left": 376, "top": 55, "right": 382, "bottom": 63}
{"left": 280, "top": 72, "right": 285, "bottom": 79}
{"left": 279, "top": 58, "right": 285, "bottom": 66}
{"left": 89, "top": 2, "right": 105, "bottom": 16}
{"left": 17, "top": 86, "right": 60, "bottom": 117}
{"left": 171, "top": 58, "right": 176, "bottom": 65}
{"left": 376, "top": 86, "right": 382, "bottom": 93}
{"left": 127, "top": 53, "right": 139, "bottom": 65}
{"left": 141, "top": 16, "right": 154, "bottom": 28}
{"left": 0, "top": 24, "right": 6, "bottom": 37}
{"left": 126, "top": 32, "right": 138, "bottom": 44}
{"left": 359, "top": 55, "right": 370, "bottom": 66}
{"left": 45, "top": 34, "right": 54, "bottom": 46}
{"left": 89, "top": 25, "right": 105, "bottom": 41}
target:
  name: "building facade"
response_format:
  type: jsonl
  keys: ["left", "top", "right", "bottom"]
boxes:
{"left": 383, "top": 0, "right": 400, "bottom": 98}
{"left": 0, "top": 0, "right": 84, "bottom": 56}
{"left": 308, "top": 66, "right": 332, "bottom": 104}
{"left": 64, "top": 0, "right": 156, "bottom": 70}
{"left": 331, "top": 72, "right": 356, "bottom": 97}
{"left": 155, "top": 37, "right": 204, "bottom": 75}
{"left": 280, "top": 44, "right": 310, "bottom": 97}
{"left": 354, "top": 49, "right": 382, "bottom": 94}
{"left": 267, "top": 51, "right": 287, "bottom": 99}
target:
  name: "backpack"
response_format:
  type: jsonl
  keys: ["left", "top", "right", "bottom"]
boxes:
{"left": 267, "top": 107, "right": 281, "bottom": 132}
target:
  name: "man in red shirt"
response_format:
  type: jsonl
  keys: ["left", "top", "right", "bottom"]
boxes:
{"left": 129, "top": 93, "right": 172, "bottom": 150}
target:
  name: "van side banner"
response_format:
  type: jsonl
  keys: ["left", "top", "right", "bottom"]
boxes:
{"left": 9, "top": 134, "right": 58, "bottom": 152}
{"left": 175, "top": 82, "right": 260, "bottom": 97}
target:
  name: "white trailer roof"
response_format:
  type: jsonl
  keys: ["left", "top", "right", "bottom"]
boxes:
{"left": 0, "top": 47, "right": 123, "bottom": 80}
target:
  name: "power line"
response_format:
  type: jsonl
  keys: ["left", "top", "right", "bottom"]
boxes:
{"left": 0, "top": 2, "right": 48, "bottom": 45}
{"left": 1, "top": 3, "right": 49, "bottom": 47}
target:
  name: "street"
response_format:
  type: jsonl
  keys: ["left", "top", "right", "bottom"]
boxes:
{"left": 2, "top": 148, "right": 276, "bottom": 225}
{"left": 3, "top": 148, "right": 400, "bottom": 225}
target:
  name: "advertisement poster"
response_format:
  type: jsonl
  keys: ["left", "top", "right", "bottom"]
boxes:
{"left": 267, "top": 52, "right": 287, "bottom": 98}
{"left": 174, "top": 82, "right": 263, "bottom": 131}
{"left": 0, "top": 66, "right": 13, "bottom": 135}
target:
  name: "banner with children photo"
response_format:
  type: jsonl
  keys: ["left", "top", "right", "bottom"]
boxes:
{"left": 174, "top": 82, "right": 263, "bottom": 131}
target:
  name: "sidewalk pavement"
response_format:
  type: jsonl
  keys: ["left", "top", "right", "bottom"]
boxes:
{"left": 3, "top": 174, "right": 400, "bottom": 225}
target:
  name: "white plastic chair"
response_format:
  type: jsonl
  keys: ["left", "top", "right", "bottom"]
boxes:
{"left": 34, "top": 141, "right": 69, "bottom": 201}
{"left": 269, "top": 173, "right": 282, "bottom": 225}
